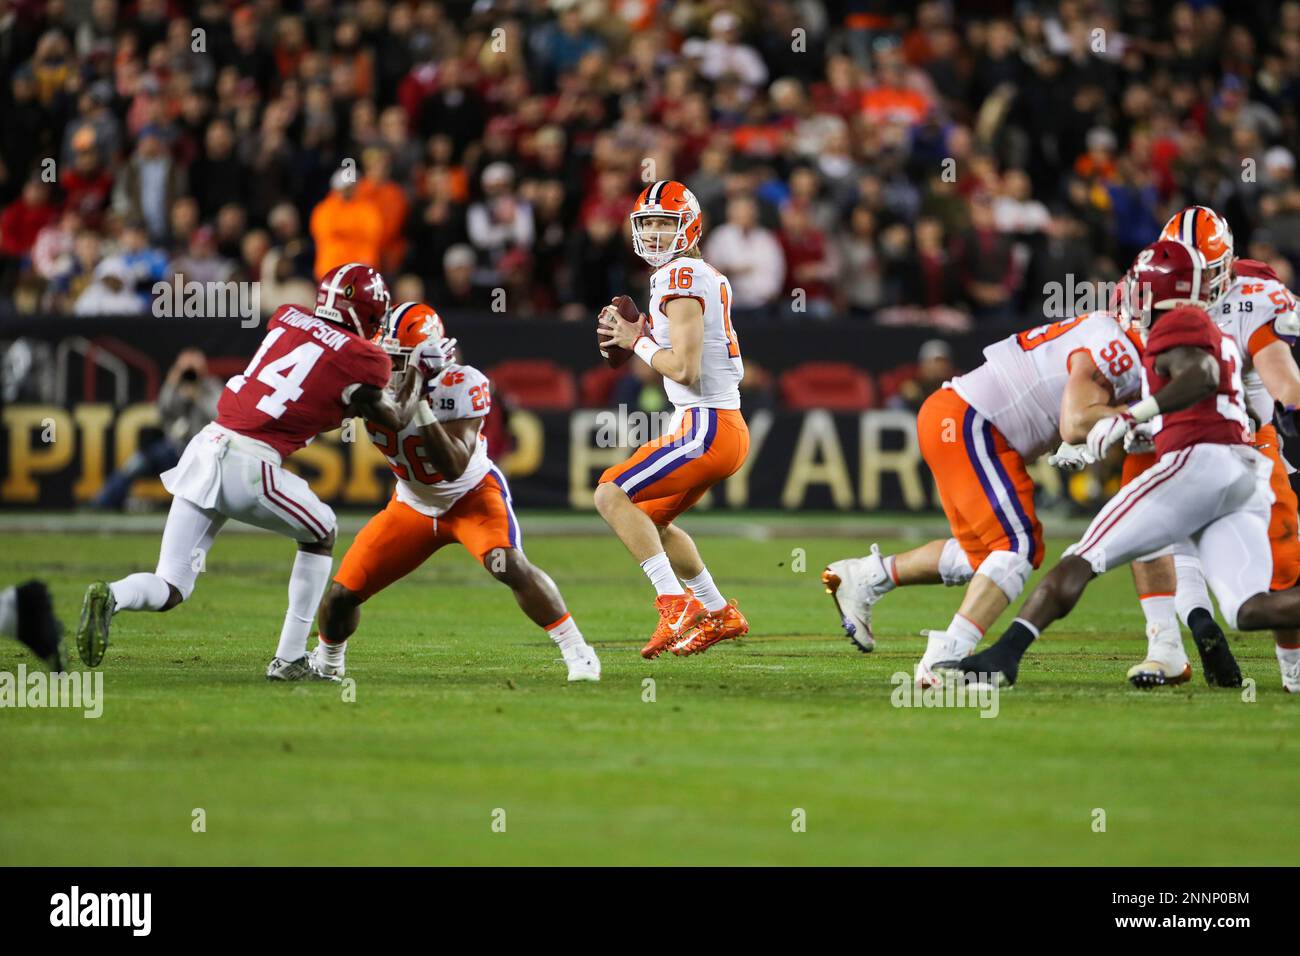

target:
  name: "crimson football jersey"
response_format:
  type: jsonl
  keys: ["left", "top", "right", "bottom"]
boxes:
{"left": 216, "top": 304, "right": 392, "bottom": 458}
{"left": 1143, "top": 305, "right": 1252, "bottom": 457}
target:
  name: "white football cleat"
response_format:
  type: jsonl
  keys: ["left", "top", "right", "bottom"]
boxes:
{"left": 1277, "top": 652, "right": 1300, "bottom": 693}
{"left": 1126, "top": 623, "right": 1191, "bottom": 688}
{"left": 915, "top": 628, "right": 975, "bottom": 688}
{"left": 821, "top": 544, "right": 893, "bottom": 653}
{"left": 266, "top": 655, "right": 340, "bottom": 682}
{"left": 309, "top": 643, "right": 346, "bottom": 679}
{"left": 564, "top": 644, "right": 601, "bottom": 682}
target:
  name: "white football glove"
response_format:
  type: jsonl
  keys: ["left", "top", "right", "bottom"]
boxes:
{"left": 410, "top": 335, "right": 458, "bottom": 379}
{"left": 1047, "top": 441, "right": 1095, "bottom": 472}
{"left": 1085, "top": 412, "right": 1135, "bottom": 461}
{"left": 1123, "top": 421, "right": 1156, "bottom": 455}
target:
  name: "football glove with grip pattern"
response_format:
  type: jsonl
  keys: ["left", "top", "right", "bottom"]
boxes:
{"left": 1086, "top": 412, "right": 1136, "bottom": 461}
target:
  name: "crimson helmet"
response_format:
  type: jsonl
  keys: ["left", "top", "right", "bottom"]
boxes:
{"left": 376, "top": 301, "right": 447, "bottom": 373}
{"left": 315, "top": 262, "right": 392, "bottom": 340}
{"left": 1124, "top": 240, "right": 1212, "bottom": 337}
{"left": 630, "top": 180, "right": 703, "bottom": 268}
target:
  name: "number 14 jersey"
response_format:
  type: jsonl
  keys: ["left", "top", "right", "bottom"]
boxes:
{"left": 216, "top": 305, "right": 392, "bottom": 459}
{"left": 950, "top": 311, "right": 1145, "bottom": 460}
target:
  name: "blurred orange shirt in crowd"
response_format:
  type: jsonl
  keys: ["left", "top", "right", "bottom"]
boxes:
{"left": 309, "top": 190, "right": 384, "bottom": 279}
{"left": 355, "top": 177, "right": 409, "bottom": 274}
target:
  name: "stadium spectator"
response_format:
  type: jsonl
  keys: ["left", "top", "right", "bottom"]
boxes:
{"left": 189, "top": 120, "right": 247, "bottom": 221}
{"left": 113, "top": 127, "right": 187, "bottom": 246}
{"left": 704, "top": 195, "right": 784, "bottom": 318}
{"left": 91, "top": 349, "right": 223, "bottom": 510}
{"left": 74, "top": 256, "right": 147, "bottom": 316}
{"left": 885, "top": 339, "right": 956, "bottom": 414}
{"left": 837, "top": 204, "right": 885, "bottom": 318}
{"left": 61, "top": 141, "right": 115, "bottom": 228}
{"left": 956, "top": 194, "right": 1019, "bottom": 322}
{"left": 0, "top": 179, "right": 58, "bottom": 294}
{"left": 681, "top": 11, "right": 768, "bottom": 89}
{"left": 778, "top": 200, "right": 837, "bottom": 319}
{"left": 433, "top": 243, "right": 495, "bottom": 312}
{"left": 309, "top": 168, "right": 384, "bottom": 279}
{"left": 170, "top": 226, "right": 234, "bottom": 287}
{"left": 466, "top": 162, "right": 534, "bottom": 287}
{"left": 355, "top": 147, "right": 409, "bottom": 274}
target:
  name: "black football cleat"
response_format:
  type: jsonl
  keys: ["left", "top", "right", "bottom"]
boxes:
{"left": 14, "top": 580, "right": 67, "bottom": 671}
{"left": 932, "top": 642, "right": 1021, "bottom": 688}
{"left": 1187, "top": 611, "right": 1242, "bottom": 687}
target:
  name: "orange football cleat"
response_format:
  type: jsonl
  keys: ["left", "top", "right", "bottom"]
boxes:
{"left": 672, "top": 600, "right": 749, "bottom": 656}
{"left": 641, "top": 590, "right": 702, "bottom": 659}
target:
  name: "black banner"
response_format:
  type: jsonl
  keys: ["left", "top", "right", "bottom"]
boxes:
{"left": 0, "top": 316, "right": 1026, "bottom": 511}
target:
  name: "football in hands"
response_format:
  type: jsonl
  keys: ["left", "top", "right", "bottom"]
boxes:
{"left": 597, "top": 295, "right": 643, "bottom": 368}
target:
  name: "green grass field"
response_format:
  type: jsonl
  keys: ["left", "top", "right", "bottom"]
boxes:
{"left": 2, "top": 515, "right": 1297, "bottom": 866}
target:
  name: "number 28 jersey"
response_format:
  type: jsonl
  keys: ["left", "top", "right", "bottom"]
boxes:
{"left": 646, "top": 256, "right": 743, "bottom": 411}
{"left": 365, "top": 364, "right": 493, "bottom": 517}
{"left": 950, "top": 311, "right": 1145, "bottom": 459}
{"left": 216, "top": 305, "right": 392, "bottom": 459}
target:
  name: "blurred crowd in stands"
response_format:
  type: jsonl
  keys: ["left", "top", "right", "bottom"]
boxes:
{"left": 2, "top": 0, "right": 1300, "bottom": 328}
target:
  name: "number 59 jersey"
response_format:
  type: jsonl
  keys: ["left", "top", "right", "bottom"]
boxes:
{"left": 216, "top": 305, "right": 392, "bottom": 459}
{"left": 950, "top": 312, "right": 1145, "bottom": 460}
{"left": 365, "top": 363, "right": 493, "bottom": 517}
{"left": 646, "top": 256, "right": 743, "bottom": 410}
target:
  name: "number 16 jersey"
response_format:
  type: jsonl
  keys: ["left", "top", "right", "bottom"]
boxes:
{"left": 950, "top": 311, "right": 1145, "bottom": 460}
{"left": 647, "top": 256, "right": 743, "bottom": 410}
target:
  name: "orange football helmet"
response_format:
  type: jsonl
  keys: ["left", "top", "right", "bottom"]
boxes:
{"left": 1159, "top": 205, "right": 1234, "bottom": 305}
{"left": 630, "top": 180, "right": 703, "bottom": 268}
{"left": 376, "top": 301, "right": 446, "bottom": 372}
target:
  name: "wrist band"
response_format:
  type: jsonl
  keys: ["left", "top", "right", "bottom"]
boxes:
{"left": 1129, "top": 396, "right": 1160, "bottom": 423}
{"left": 633, "top": 335, "right": 663, "bottom": 367}
{"left": 412, "top": 399, "right": 437, "bottom": 427}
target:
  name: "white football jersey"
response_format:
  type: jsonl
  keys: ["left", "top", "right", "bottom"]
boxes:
{"left": 646, "top": 255, "right": 743, "bottom": 410}
{"left": 1213, "top": 266, "right": 1300, "bottom": 426}
{"left": 951, "top": 312, "right": 1145, "bottom": 459}
{"left": 365, "top": 363, "right": 492, "bottom": 517}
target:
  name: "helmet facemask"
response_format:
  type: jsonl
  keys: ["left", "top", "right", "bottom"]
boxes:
{"left": 631, "top": 210, "right": 695, "bottom": 268}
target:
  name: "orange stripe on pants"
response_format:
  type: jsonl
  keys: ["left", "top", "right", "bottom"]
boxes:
{"left": 917, "top": 388, "right": 1043, "bottom": 570}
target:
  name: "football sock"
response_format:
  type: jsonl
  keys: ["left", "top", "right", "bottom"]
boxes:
{"left": 946, "top": 612, "right": 983, "bottom": 656}
{"left": 317, "top": 636, "right": 346, "bottom": 663}
{"left": 1174, "top": 557, "right": 1213, "bottom": 627}
{"left": 867, "top": 551, "right": 898, "bottom": 593}
{"left": 682, "top": 568, "right": 726, "bottom": 612}
{"left": 545, "top": 613, "right": 587, "bottom": 656}
{"left": 1000, "top": 617, "right": 1040, "bottom": 657}
{"left": 0, "top": 586, "right": 15, "bottom": 639}
{"left": 1275, "top": 642, "right": 1300, "bottom": 682}
{"left": 640, "top": 552, "right": 684, "bottom": 597}
{"left": 1139, "top": 592, "right": 1180, "bottom": 648}
{"left": 275, "top": 551, "right": 333, "bottom": 662}
{"left": 110, "top": 573, "right": 171, "bottom": 612}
